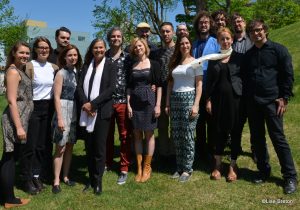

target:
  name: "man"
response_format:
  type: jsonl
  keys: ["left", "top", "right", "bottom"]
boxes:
{"left": 231, "top": 12, "right": 256, "bottom": 162}
{"left": 244, "top": 19, "right": 297, "bottom": 194}
{"left": 105, "top": 27, "right": 132, "bottom": 185}
{"left": 154, "top": 22, "right": 176, "bottom": 160}
{"left": 192, "top": 11, "right": 219, "bottom": 161}
{"left": 176, "top": 23, "right": 189, "bottom": 38}
{"left": 211, "top": 10, "right": 229, "bottom": 30}
{"left": 48, "top": 26, "right": 71, "bottom": 64}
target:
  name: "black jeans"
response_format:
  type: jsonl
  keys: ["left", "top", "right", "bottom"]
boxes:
{"left": 247, "top": 98, "right": 297, "bottom": 180}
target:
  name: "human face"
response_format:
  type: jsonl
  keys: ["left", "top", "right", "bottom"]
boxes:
{"left": 35, "top": 41, "right": 50, "bottom": 61}
{"left": 136, "top": 27, "right": 150, "bottom": 39}
{"left": 56, "top": 31, "right": 70, "bottom": 48}
{"left": 65, "top": 49, "right": 78, "bottom": 67}
{"left": 14, "top": 45, "right": 30, "bottom": 67}
{"left": 198, "top": 17, "right": 210, "bottom": 35}
{"left": 176, "top": 25, "right": 189, "bottom": 37}
{"left": 179, "top": 37, "right": 191, "bottom": 56}
{"left": 233, "top": 17, "right": 246, "bottom": 33}
{"left": 92, "top": 41, "right": 106, "bottom": 62}
{"left": 215, "top": 14, "right": 226, "bottom": 29}
{"left": 134, "top": 40, "right": 146, "bottom": 58}
{"left": 218, "top": 31, "right": 233, "bottom": 50}
{"left": 249, "top": 23, "right": 267, "bottom": 45}
{"left": 160, "top": 25, "right": 174, "bottom": 44}
{"left": 109, "top": 30, "right": 123, "bottom": 48}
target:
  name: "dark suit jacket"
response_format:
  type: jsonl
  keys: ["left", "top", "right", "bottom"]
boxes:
{"left": 77, "top": 59, "right": 116, "bottom": 119}
{"left": 206, "top": 51, "right": 243, "bottom": 99}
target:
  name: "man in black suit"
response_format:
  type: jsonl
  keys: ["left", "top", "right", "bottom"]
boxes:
{"left": 244, "top": 19, "right": 297, "bottom": 194}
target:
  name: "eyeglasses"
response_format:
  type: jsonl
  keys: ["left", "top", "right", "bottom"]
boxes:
{"left": 250, "top": 28, "right": 264, "bottom": 33}
{"left": 37, "top": 46, "right": 50, "bottom": 50}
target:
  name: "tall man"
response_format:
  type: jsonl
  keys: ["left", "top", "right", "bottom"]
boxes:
{"left": 48, "top": 26, "right": 71, "bottom": 64}
{"left": 105, "top": 27, "right": 132, "bottom": 185}
{"left": 244, "top": 19, "right": 297, "bottom": 194}
{"left": 154, "top": 22, "right": 176, "bottom": 159}
{"left": 192, "top": 11, "right": 219, "bottom": 160}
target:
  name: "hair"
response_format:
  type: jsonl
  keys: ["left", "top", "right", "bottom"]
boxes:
{"left": 129, "top": 37, "right": 150, "bottom": 58}
{"left": 84, "top": 38, "right": 107, "bottom": 65}
{"left": 58, "top": 44, "right": 82, "bottom": 70}
{"left": 55, "top": 26, "right": 71, "bottom": 38}
{"left": 106, "top": 26, "right": 124, "bottom": 45}
{"left": 211, "top": 9, "right": 229, "bottom": 26}
{"left": 216, "top": 27, "right": 234, "bottom": 41}
{"left": 231, "top": 12, "right": 244, "bottom": 22}
{"left": 32, "top": 36, "right": 53, "bottom": 60}
{"left": 193, "top": 11, "right": 215, "bottom": 37}
{"left": 247, "top": 19, "right": 269, "bottom": 34}
{"left": 168, "top": 35, "right": 193, "bottom": 81}
{"left": 160, "top": 22, "right": 174, "bottom": 30}
{"left": 5, "top": 41, "right": 30, "bottom": 70}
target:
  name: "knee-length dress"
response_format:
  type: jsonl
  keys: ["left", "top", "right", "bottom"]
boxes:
{"left": 52, "top": 68, "right": 77, "bottom": 146}
{"left": 1, "top": 67, "right": 34, "bottom": 152}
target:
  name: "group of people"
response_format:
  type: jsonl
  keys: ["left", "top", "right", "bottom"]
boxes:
{"left": 0, "top": 9, "right": 298, "bottom": 209}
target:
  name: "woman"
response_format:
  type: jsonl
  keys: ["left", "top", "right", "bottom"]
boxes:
{"left": 165, "top": 35, "right": 202, "bottom": 182}
{"left": 127, "top": 38, "right": 161, "bottom": 183}
{"left": 77, "top": 38, "right": 116, "bottom": 195}
{"left": 51, "top": 44, "right": 82, "bottom": 194}
{"left": 20, "top": 37, "right": 58, "bottom": 194}
{"left": 0, "top": 41, "right": 32, "bottom": 208}
{"left": 205, "top": 27, "right": 243, "bottom": 182}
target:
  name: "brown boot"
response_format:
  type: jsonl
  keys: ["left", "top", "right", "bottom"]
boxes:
{"left": 135, "top": 154, "right": 143, "bottom": 182}
{"left": 141, "top": 155, "right": 152, "bottom": 183}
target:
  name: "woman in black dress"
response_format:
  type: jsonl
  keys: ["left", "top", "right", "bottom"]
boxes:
{"left": 206, "top": 27, "right": 243, "bottom": 182}
{"left": 127, "top": 38, "right": 161, "bottom": 183}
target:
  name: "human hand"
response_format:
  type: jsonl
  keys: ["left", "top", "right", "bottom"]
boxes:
{"left": 154, "top": 105, "right": 161, "bottom": 118}
{"left": 17, "top": 127, "right": 26, "bottom": 141}
{"left": 165, "top": 106, "right": 170, "bottom": 116}
{"left": 275, "top": 98, "right": 288, "bottom": 117}
{"left": 190, "top": 105, "right": 199, "bottom": 118}
{"left": 58, "top": 119, "right": 65, "bottom": 132}
{"left": 206, "top": 100, "right": 212, "bottom": 115}
{"left": 128, "top": 105, "right": 133, "bottom": 119}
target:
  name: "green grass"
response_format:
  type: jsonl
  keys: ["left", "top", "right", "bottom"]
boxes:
{"left": 1, "top": 22, "right": 300, "bottom": 209}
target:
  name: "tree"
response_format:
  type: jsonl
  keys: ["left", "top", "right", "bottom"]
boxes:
{"left": 93, "top": 0, "right": 178, "bottom": 44}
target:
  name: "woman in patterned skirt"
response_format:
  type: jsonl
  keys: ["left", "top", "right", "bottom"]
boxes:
{"left": 166, "top": 35, "right": 203, "bottom": 182}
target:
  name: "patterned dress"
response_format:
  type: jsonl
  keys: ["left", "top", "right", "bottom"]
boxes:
{"left": 1, "top": 67, "right": 34, "bottom": 152}
{"left": 52, "top": 68, "right": 77, "bottom": 146}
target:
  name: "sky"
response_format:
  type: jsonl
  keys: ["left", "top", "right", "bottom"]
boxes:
{"left": 10, "top": 0, "right": 185, "bottom": 39}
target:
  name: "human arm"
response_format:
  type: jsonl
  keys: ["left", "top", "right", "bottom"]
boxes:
{"left": 154, "top": 87, "right": 162, "bottom": 118}
{"left": 165, "top": 80, "right": 173, "bottom": 116}
{"left": 190, "top": 75, "right": 202, "bottom": 118}
{"left": 127, "top": 89, "right": 133, "bottom": 119}
{"left": 53, "top": 71, "right": 65, "bottom": 132}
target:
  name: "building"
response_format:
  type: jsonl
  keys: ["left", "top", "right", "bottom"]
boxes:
{"left": 25, "top": 20, "right": 90, "bottom": 57}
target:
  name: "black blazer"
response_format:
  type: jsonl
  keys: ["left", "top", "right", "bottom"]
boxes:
{"left": 206, "top": 51, "right": 243, "bottom": 99}
{"left": 77, "top": 59, "right": 116, "bottom": 119}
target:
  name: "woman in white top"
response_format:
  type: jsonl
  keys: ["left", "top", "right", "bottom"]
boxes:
{"left": 166, "top": 35, "right": 203, "bottom": 182}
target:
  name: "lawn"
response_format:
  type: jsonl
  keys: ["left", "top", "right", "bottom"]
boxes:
{"left": 0, "top": 22, "right": 299, "bottom": 209}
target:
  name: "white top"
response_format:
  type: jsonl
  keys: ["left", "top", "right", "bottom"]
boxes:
{"left": 172, "top": 64, "right": 203, "bottom": 92}
{"left": 32, "top": 60, "right": 55, "bottom": 100}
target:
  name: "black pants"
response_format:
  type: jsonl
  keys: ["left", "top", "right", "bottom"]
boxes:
{"left": 85, "top": 115, "right": 110, "bottom": 186}
{"left": 19, "top": 100, "right": 54, "bottom": 181}
{"left": 247, "top": 99, "right": 297, "bottom": 180}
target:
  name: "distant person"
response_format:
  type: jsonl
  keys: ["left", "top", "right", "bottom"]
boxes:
{"left": 176, "top": 23, "right": 189, "bottom": 38}
{"left": 0, "top": 41, "right": 32, "bottom": 208}
{"left": 105, "top": 27, "right": 132, "bottom": 185}
{"left": 52, "top": 44, "right": 82, "bottom": 194}
{"left": 211, "top": 10, "right": 229, "bottom": 31}
{"left": 154, "top": 22, "right": 176, "bottom": 160}
{"left": 166, "top": 35, "right": 202, "bottom": 182}
{"left": 192, "top": 11, "right": 220, "bottom": 161}
{"left": 244, "top": 19, "right": 297, "bottom": 194}
{"left": 127, "top": 38, "right": 161, "bottom": 183}
{"left": 48, "top": 26, "right": 71, "bottom": 64}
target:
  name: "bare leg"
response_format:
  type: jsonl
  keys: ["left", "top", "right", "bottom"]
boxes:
{"left": 53, "top": 145, "right": 65, "bottom": 186}
{"left": 62, "top": 143, "right": 74, "bottom": 182}
{"left": 144, "top": 130, "right": 155, "bottom": 155}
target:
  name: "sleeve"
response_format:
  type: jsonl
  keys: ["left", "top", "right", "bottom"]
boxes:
{"left": 150, "top": 60, "right": 162, "bottom": 87}
{"left": 194, "top": 65, "right": 204, "bottom": 76}
{"left": 76, "top": 64, "right": 89, "bottom": 105}
{"left": 205, "top": 60, "right": 218, "bottom": 100}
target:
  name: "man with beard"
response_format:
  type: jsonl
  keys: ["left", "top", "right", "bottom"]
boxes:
{"left": 192, "top": 11, "right": 219, "bottom": 161}
{"left": 48, "top": 27, "right": 71, "bottom": 64}
{"left": 176, "top": 23, "right": 189, "bottom": 38}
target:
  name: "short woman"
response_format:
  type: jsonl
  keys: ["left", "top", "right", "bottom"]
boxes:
{"left": 0, "top": 41, "right": 32, "bottom": 208}
{"left": 52, "top": 44, "right": 82, "bottom": 193}
{"left": 166, "top": 35, "right": 203, "bottom": 182}
{"left": 127, "top": 38, "right": 162, "bottom": 183}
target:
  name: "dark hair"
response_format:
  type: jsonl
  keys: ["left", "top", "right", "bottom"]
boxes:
{"left": 32, "top": 36, "right": 53, "bottom": 60}
{"left": 231, "top": 12, "right": 244, "bottom": 22}
{"left": 129, "top": 37, "right": 150, "bottom": 58}
{"left": 193, "top": 11, "right": 215, "bottom": 37}
{"left": 84, "top": 38, "right": 107, "bottom": 65}
{"left": 58, "top": 44, "right": 82, "bottom": 70}
{"left": 5, "top": 41, "right": 30, "bottom": 70}
{"left": 55, "top": 26, "right": 71, "bottom": 38}
{"left": 160, "top": 22, "right": 174, "bottom": 30}
{"left": 247, "top": 19, "right": 268, "bottom": 35}
{"left": 211, "top": 10, "right": 229, "bottom": 26}
{"left": 106, "top": 26, "right": 124, "bottom": 45}
{"left": 168, "top": 35, "right": 193, "bottom": 81}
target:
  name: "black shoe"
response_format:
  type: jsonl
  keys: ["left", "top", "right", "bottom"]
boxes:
{"left": 82, "top": 183, "right": 91, "bottom": 193}
{"left": 284, "top": 179, "right": 297, "bottom": 194}
{"left": 63, "top": 179, "right": 76, "bottom": 187}
{"left": 32, "top": 177, "right": 45, "bottom": 192}
{"left": 52, "top": 185, "right": 61, "bottom": 194}
{"left": 253, "top": 174, "right": 270, "bottom": 184}
{"left": 93, "top": 181, "right": 102, "bottom": 195}
{"left": 23, "top": 180, "right": 39, "bottom": 195}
